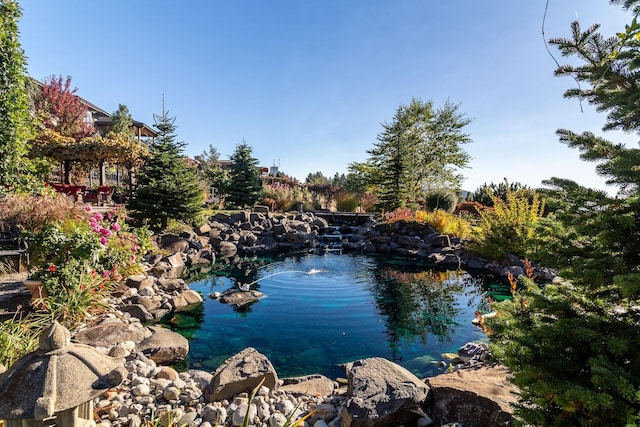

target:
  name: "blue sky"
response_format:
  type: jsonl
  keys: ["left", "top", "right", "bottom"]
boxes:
{"left": 17, "top": 1, "right": 636, "bottom": 192}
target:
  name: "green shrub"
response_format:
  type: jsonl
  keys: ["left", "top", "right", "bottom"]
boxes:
{"left": 0, "top": 313, "right": 44, "bottom": 367}
{"left": 424, "top": 189, "right": 458, "bottom": 213}
{"left": 336, "top": 191, "right": 360, "bottom": 212}
{"left": 471, "top": 180, "right": 534, "bottom": 208}
{"left": 471, "top": 188, "right": 545, "bottom": 261}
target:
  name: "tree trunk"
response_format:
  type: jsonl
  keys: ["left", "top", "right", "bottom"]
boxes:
{"left": 64, "top": 160, "right": 71, "bottom": 184}
{"left": 99, "top": 159, "right": 106, "bottom": 186}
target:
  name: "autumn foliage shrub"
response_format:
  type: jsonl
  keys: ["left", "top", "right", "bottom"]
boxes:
{"left": 471, "top": 188, "right": 545, "bottom": 261}
{"left": 0, "top": 192, "right": 85, "bottom": 231}
{"left": 383, "top": 208, "right": 471, "bottom": 238}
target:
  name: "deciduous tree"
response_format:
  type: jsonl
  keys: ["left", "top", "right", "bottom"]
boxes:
{"left": 353, "top": 98, "right": 471, "bottom": 211}
{"left": 30, "top": 75, "right": 95, "bottom": 184}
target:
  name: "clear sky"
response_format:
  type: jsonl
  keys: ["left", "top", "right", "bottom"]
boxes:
{"left": 16, "top": 1, "right": 637, "bottom": 192}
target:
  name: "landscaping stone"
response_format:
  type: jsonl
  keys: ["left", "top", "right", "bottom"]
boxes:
{"left": 341, "top": 357, "right": 429, "bottom": 427}
{"left": 204, "top": 347, "right": 279, "bottom": 403}
{"left": 425, "top": 364, "right": 517, "bottom": 427}
{"left": 137, "top": 325, "right": 189, "bottom": 364}
{"left": 74, "top": 319, "right": 151, "bottom": 347}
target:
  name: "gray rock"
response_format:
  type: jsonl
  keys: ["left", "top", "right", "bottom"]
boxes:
{"left": 425, "top": 365, "right": 517, "bottom": 427}
{"left": 219, "top": 289, "right": 266, "bottom": 307}
{"left": 204, "top": 347, "right": 279, "bottom": 402}
{"left": 280, "top": 374, "right": 336, "bottom": 399}
{"left": 341, "top": 357, "right": 429, "bottom": 427}
{"left": 138, "top": 326, "right": 189, "bottom": 365}
{"left": 430, "top": 234, "right": 451, "bottom": 248}
{"left": 120, "top": 304, "right": 154, "bottom": 322}
{"left": 202, "top": 404, "right": 227, "bottom": 424}
{"left": 74, "top": 320, "right": 151, "bottom": 347}
{"left": 163, "top": 386, "right": 181, "bottom": 401}
{"left": 269, "top": 412, "right": 288, "bottom": 427}
{"left": 219, "top": 241, "right": 238, "bottom": 258}
{"left": 156, "top": 233, "right": 190, "bottom": 253}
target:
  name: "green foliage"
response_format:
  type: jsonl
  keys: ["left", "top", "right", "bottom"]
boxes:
{"left": 263, "top": 180, "right": 313, "bottom": 211}
{"left": 129, "top": 108, "right": 204, "bottom": 230}
{"left": 471, "top": 180, "right": 533, "bottom": 207}
{"left": 471, "top": 188, "right": 545, "bottom": 261}
{"left": 226, "top": 142, "right": 262, "bottom": 209}
{"left": 34, "top": 258, "right": 120, "bottom": 328}
{"left": 0, "top": 312, "right": 43, "bottom": 367}
{"left": 424, "top": 188, "right": 458, "bottom": 213}
{"left": 488, "top": 5, "right": 640, "bottom": 425}
{"left": 335, "top": 191, "right": 359, "bottom": 212}
{"left": 0, "top": 0, "right": 35, "bottom": 192}
{"left": 196, "top": 144, "right": 230, "bottom": 204}
{"left": 354, "top": 98, "right": 471, "bottom": 211}
{"left": 488, "top": 277, "right": 640, "bottom": 426}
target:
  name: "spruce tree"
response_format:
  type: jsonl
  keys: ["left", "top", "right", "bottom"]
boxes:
{"left": 487, "top": 3, "right": 640, "bottom": 425}
{"left": 129, "top": 106, "right": 203, "bottom": 230}
{"left": 226, "top": 142, "right": 262, "bottom": 209}
{"left": 0, "top": 0, "right": 33, "bottom": 192}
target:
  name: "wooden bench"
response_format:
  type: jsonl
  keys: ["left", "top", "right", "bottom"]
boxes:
{"left": 0, "top": 222, "right": 29, "bottom": 272}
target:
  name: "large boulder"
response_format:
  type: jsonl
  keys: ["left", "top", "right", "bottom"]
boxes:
{"left": 218, "top": 241, "right": 238, "bottom": 258}
{"left": 74, "top": 319, "right": 151, "bottom": 347}
{"left": 155, "top": 233, "right": 190, "bottom": 253}
{"left": 137, "top": 326, "right": 189, "bottom": 365}
{"left": 425, "top": 365, "right": 517, "bottom": 427}
{"left": 204, "top": 347, "right": 279, "bottom": 402}
{"left": 341, "top": 357, "right": 429, "bottom": 427}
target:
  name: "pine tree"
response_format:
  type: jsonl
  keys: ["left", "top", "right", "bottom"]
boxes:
{"left": 354, "top": 98, "right": 471, "bottom": 211}
{"left": 128, "top": 106, "right": 203, "bottom": 230}
{"left": 487, "top": 3, "right": 640, "bottom": 425}
{"left": 0, "top": 0, "right": 33, "bottom": 191}
{"left": 226, "top": 141, "right": 262, "bottom": 209}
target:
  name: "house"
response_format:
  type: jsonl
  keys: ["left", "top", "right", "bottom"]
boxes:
{"left": 31, "top": 77, "right": 157, "bottom": 187}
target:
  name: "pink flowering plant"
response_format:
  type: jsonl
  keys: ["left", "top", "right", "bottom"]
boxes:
{"left": 27, "top": 208, "right": 152, "bottom": 320}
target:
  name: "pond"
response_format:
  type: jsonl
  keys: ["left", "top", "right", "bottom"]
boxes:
{"left": 167, "top": 253, "right": 503, "bottom": 379}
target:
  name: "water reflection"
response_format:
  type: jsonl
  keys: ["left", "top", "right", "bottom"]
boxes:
{"left": 368, "top": 266, "right": 470, "bottom": 360}
{"left": 169, "top": 254, "right": 490, "bottom": 378}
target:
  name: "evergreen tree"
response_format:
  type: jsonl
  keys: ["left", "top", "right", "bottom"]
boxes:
{"left": 128, "top": 106, "right": 203, "bottom": 230}
{"left": 196, "top": 144, "right": 230, "bottom": 203}
{"left": 0, "top": 0, "right": 34, "bottom": 192}
{"left": 226, "top": 142, "right": 262, "bottom": 209}
{"left": 488, "top": 3, "right": 640, "bottom": 425}
{"left": 354, "top": 98, "right": 471, "bottom": 211}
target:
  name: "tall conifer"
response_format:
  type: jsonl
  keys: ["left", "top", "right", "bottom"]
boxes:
{"left": 0, "top": 0, "right": 33, "bottom": 191}
{"left": 226, "top": 142, "right": 262, "bottom": 209}
{"left": 129, "top": 104, "right": 203, "bottom": 230}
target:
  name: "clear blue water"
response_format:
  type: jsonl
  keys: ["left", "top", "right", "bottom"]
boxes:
{"left": 168, "top": 253, "right": 495, "bottom": 379}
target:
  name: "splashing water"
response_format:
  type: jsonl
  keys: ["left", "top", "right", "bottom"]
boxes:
{"left": 240, "top": 268, "right": 327, "bottom": 289}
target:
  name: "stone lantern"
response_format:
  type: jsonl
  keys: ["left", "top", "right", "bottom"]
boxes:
{"left": 0, "top": 321, "right": 127, "bottom": 427}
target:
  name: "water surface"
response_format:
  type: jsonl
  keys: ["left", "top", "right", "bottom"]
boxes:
{"left": 170, "top": 253, "right": 494, "bottom": 378}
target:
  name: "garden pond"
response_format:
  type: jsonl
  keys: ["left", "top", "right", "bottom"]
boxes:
{"left": 165, "top": 253, "right": 509, "bottom": 379}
